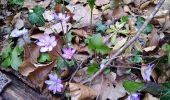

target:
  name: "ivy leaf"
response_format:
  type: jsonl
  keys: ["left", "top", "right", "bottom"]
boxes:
{"left": 87, "top": 0, "right": 96, "bottom": 10}
{"left": 123, "top": 80, "right": 144, "bottom": 93}
{"left": 87, "top": 62, "right": 99, "bottom": 75}
{"left": 38, "top": 53, "right": 51, "bottom": 63}
{"left": 28, "top": 6, "right": 45, "bottom": 26}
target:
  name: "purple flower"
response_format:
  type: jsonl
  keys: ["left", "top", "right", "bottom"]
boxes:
{"left": 127, "top": 93, "right": 141, "bottom": 100}
{"left": 37, "top": 34, "right": 57, "bottom": 52}
{"left": 54, "top": 13, "right": 70, "bottom": 23}
{"left": 45, "top": 73, "right": 64, "bottom": 94}
{"left": 62, "top": 48, "right": 76, "bottom": 60}
{"left": 143, "top": 64, "right": 154, "bottom": 81}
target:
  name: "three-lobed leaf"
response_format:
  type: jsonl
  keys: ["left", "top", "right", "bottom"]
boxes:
{"left": 123, "top": 80, "right": 144, "bottom": 93}
{"left": 88, "top": 34, "right": 111, "bottom": 54}
{"left": 87, "top": 62, "right": 99, "bottom": 75}
{"left": 28, "top": 6, "right": 45, "bottom": 26}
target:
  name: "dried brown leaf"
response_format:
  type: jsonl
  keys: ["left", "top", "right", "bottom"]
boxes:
{"left": 68, "top": 82, "right": 97, "bottom": 100}
{"left": 28, "top": 61, "right": 56, "bottom": 88}
{"left": 148, "top": 28, "right": 160, "bottom": 47}
{"left": 19, "top": 61, "right": 36, "bottom": 76}
{"left": 23, "top": 43, "right": 40, "bottom": 64}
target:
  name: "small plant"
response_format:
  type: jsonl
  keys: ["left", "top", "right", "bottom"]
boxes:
{"left": 28, "top": 6, "right": 46, "bottom": 26}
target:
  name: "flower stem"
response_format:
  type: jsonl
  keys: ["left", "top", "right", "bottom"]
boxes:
{"left": 90, "top": 10, "right": 93, "bottom": 34}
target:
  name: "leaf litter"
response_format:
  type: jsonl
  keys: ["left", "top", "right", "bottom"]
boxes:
{"left": 0, "top": 0, "right": 170, "bottom": 100}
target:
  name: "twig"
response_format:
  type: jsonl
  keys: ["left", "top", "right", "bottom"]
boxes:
{"left": 81, "top": 0, "right": 165, "bottom": 84}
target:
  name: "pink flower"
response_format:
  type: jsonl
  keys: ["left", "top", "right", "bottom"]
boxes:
{"left": 54, "top": 13, "right": 70, "bottom": 23}
{"left": 62, "top": 48, "right": 76, "bottom": 60}
{"left": 37, "top": 34, "right": 57, "bottom": 52}
{"left": 143, "top": 64, "right": 154, "bottom": 81}
{"left": 45, "top": 73, "right": 63, "bottom": 94}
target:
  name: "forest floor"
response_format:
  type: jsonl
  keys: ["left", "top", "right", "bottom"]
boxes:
{"left": 0, "top": 0, "right": 170, "bottom": 100}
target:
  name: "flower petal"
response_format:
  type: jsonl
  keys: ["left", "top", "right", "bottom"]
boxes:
{"left": 40, "top": 47, "right": 48, "bottom": 52}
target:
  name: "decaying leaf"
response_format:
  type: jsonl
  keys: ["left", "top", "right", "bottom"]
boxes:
{"left": 23, "top": 0, "right": 52, "bottom": 10}
{"left": 19, "top": 61, "right": 36, "bottom": 76}
{"left": 28, "top": 61, "right": 56, "bottom": 88}
{"left": 148, "top": 28, "right": 160, "bottom": 47}
{"left": 71, "top": 29, "right": 91, "bottom": 38}
{"left": 112, "top": 7, "right": 128, "bottom": 19}
{"left": 112, "top": 37, "right": 128, "bottom": 52}
{"left": 95, "top": 0, "right": 110, "bottom": 6}
{"left": 143, "top": 93, "right": 159, "bottom": 100}
{"left": 143, "top": 46, "right": 157, "bottom": 52}
{"left": 68, "top": 82, "right": 97, "bottom": 100}
{"left": 66, "top": 4, "right": 101, "bottom": 28}
{"left": 92, "top": 73, "right": 126, "bottom": 100}
{"left": 23, "top": 43, "right": 40, "bottom": 64}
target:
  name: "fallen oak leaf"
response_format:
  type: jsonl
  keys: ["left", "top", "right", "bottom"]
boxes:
{"left": 67, "top": 82, "right": 97, "bottom": 100}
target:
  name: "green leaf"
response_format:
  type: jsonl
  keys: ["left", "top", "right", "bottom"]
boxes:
{"left": 38, "top": 53, "right": 51, "bottom": 63}
{"left": 136, "top": 17, "right": 154, "bottom": 34}
{"left": 88, "top": 33, "right": 103, "bottom": 48}
{"left": 56, "top": 57, "right": 66, "bottom": 69}
{"left": 1, "top": 45, "right": 12, "bottom": 59}
{"left": 55, "top": 0, "right": 62, "bottom": 3}
{"left": 88, "top": 33, "right": 111, "bottom": 54}
{"left": 67, "top": 60, "right": 75, "bottom": 67}
{"left": 168, "top": 52, "right": 170, "bottom": 65}
{"left": 10, "top": 46, "right": 23, "bottom": 70}
{"left": 120, "top": 16, "right": 129, "bottom": 24}
{"left": 66, "top": 32, "right": 74, "bottom": 42}
{"left": 145, "top": 23, "right": 154, "bottom": 33}
{"left": 9, "top": 0, "right": 24, "bottom": 5}
{"left": 129, "top": 55, "right": 142, "bottom": 63}
{"left": 123, "top": 80, "right": 144, "bottom": 93}
{"left": 160, "top": 89, "right": 170, "bottom": 100}
{"left": 104, "top": 68, "right": 111, "bottom": 75}
{"left": 87, "top": 62, "right": 99, "bottom": 75}
{"left": 96, "top": 21, "right": 107, "bottom": 33}
{"left": 162, "top": 81, "right": 170, "bottom": 89}
{"left": 96, "top": 44, "right": 111, "bottom": 54}
{"left": 28, "top": 6, "right": 45, "bottom": 26}
{"left": 87, "top": 0, "right": 96, "bottom": 10}
{"left": 1, "top": 57, "right": 11, "bottom": 68}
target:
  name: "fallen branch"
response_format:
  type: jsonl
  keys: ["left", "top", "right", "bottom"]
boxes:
{"left": 82, "top": 0, "right": 165, "bottom": 84}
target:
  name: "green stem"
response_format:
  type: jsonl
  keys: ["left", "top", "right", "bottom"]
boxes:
{"left": 90, "top": 10, "right": 93, "bottom": 34}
